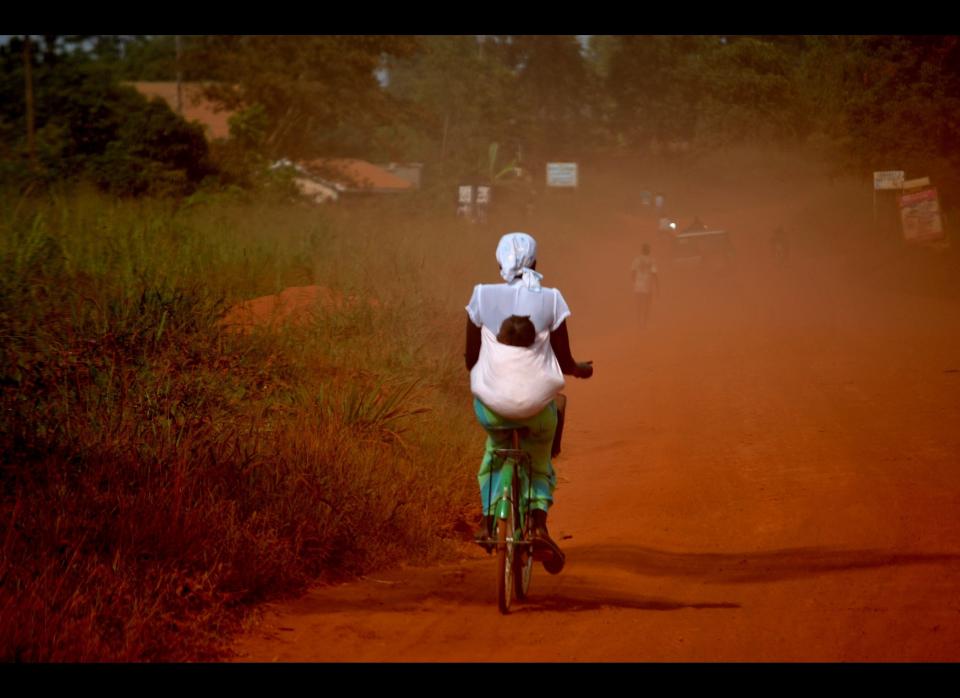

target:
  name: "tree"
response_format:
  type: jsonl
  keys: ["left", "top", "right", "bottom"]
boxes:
{"left": 498, "top": 35, "right": 598, "bottom": 160}
{"left": 693, "top": 36, "right": 803, "bottom": 144}
{"left": 584, "top": 35, "right": 619, "bottom": 81}
{"left": 605, "top": 35, "right": 808, "bottom": 149}
{"left": 186, "top": 36, "right": 419, "bottom": 160}
{"left": 385, "top": 35, "right": 516, "bottom": 175}
{"left": 386, "top": 35, "right": 602, "bottom": 175}
{"left": 605, "top": 35, "right": 710, "bottom": 149}
{"left": 0, "top": 36, "right": 213, "bottom": 195}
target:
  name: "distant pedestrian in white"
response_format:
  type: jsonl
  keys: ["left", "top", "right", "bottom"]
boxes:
{"left": 631, "top": 243, "right": 659, "bottom": 327}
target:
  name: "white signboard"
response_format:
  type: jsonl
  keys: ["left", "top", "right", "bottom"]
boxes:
{"left": 476, "top": 185, "right": 491, "bottom": 204}
{"left": 546, "top": 162, "right": 578, "bottom": 188}
{"left": 458, "top": 185, "right": 473, "bottom": 203}
{"left": 874, "top": 170, "right": 905, "bottom": 190}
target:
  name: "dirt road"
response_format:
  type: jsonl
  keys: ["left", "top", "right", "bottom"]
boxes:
{"left": 233, "top": 203, "right": 960, "bottom": 662}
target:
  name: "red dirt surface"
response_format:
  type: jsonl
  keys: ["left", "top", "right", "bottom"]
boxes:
{"left": 232, "top": 159, "right": 960, "bottom": 662}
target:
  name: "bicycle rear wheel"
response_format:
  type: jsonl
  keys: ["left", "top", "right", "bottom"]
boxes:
{"left": 496, "top": 508, "right": 514, "bottom": 614}
{"left": 513, "top": 497, "right": 533, "bottom": 600}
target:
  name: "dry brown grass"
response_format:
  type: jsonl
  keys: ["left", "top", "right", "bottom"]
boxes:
{"left": 0, "top": 188, "right": 480, "bottom": 661}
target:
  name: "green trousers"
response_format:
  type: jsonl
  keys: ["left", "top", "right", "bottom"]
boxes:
{"left": 474, "top": 397, "right": 558, "bottom": 516}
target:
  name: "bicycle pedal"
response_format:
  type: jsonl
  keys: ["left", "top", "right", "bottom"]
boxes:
{"left": 473, "top": 535, "right": 495, "bottom": 551}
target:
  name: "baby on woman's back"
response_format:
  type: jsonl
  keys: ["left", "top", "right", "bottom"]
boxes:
{"left": 497, "top": 315, "right": 536, "bottom": 348}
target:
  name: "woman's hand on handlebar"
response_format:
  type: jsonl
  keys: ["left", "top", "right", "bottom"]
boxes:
{"left": 574, "top": 361, "right": 594, "bottom": 379}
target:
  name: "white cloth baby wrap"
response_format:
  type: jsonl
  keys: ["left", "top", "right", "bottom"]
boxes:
{"left": 470, "top": 325, "right": 565, "bottom": 420}
{"left": 469, "top": 231, "right": 566, "bottom": 419}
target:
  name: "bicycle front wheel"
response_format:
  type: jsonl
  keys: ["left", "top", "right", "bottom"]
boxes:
{"left": 496, "top": 512, "right": 514, "bottom": 614}
{"left": 513, "top": 501, "right": 533, "bottom": 601}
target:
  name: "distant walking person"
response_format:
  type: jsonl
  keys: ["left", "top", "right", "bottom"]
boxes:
{"left": 631, "top": 243, "right": 659, "bottom": 327}
{"left": 771, "top": 225, "right": 790, "bottom": 266}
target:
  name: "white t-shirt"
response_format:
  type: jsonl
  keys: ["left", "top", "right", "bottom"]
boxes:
{"left": 465, "top": 280, "right": 571, "bottom": 334}
{"left": 465, "top": 280, "right": 570, "bottom": 419}
{"left": 631, "top": 255, "right": 658, "bottom": 294}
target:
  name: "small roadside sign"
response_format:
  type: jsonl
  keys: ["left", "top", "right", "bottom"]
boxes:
{"left": 457, "top": 184, "right": 473, "bottom": 219}
{"left": 546, "top": 163, "right": 578, "bottom": 188}
{"left": 874, "top": 170, "right": 905, "bottom": 190}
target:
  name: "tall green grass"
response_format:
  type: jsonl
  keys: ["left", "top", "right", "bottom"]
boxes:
{"left": 0, "top": 186, "right": 490, "bottom": 661}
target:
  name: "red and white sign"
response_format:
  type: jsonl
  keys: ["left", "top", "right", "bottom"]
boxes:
{"left": 899, "top": 187, "right": 944, "bottom": 242}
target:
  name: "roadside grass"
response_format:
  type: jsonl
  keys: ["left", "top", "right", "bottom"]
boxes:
{"left": 0, "top": 187, "right": 486, "bottom": 661}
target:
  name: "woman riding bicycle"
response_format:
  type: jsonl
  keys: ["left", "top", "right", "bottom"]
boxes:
{"left": 465, "top": 232, "right": 593, "bottom": 573}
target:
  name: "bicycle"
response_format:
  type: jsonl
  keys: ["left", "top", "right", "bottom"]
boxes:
{"left": 475, "top": 426, "right": 536, "bottom": 614}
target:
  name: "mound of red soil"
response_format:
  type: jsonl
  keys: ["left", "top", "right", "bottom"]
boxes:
{"left": 220, "top": 285, "right": 375, "bottom": 333}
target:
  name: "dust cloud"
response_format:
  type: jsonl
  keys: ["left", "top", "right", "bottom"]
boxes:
{"left": 236, "top": 145, "right": 960, "bottom": 661}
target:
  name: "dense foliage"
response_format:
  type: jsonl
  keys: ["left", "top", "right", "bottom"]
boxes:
{"left": 4, "top": 35, "right": 960, "bottom": 197}
{"left": 0, "top": 36, "right": 213, "bottom": 196}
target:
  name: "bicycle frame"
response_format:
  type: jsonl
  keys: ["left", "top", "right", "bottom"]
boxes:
{"left": 491, "top": 431, "right": 532, "bottom": 533}
{"left": 488, "top": 429, "right": 535, "bottom": 613}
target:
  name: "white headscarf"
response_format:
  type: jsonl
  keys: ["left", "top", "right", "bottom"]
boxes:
{"left": 496, "top": 232, "right": 543, "bottom": 292}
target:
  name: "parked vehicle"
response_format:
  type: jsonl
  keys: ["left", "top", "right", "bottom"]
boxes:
{"left": 659, "top": 218, "right": 734, "bottom": 269}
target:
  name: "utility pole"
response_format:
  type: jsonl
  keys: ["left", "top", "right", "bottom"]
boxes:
{"left": 175, "top": 35, "right": 183, "bottom": 115}
{"left": 441, "top": 112, "right": 449, "bottom": 163}
{"left": 23, "top": 35, "right": 37, "bottom": 172}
